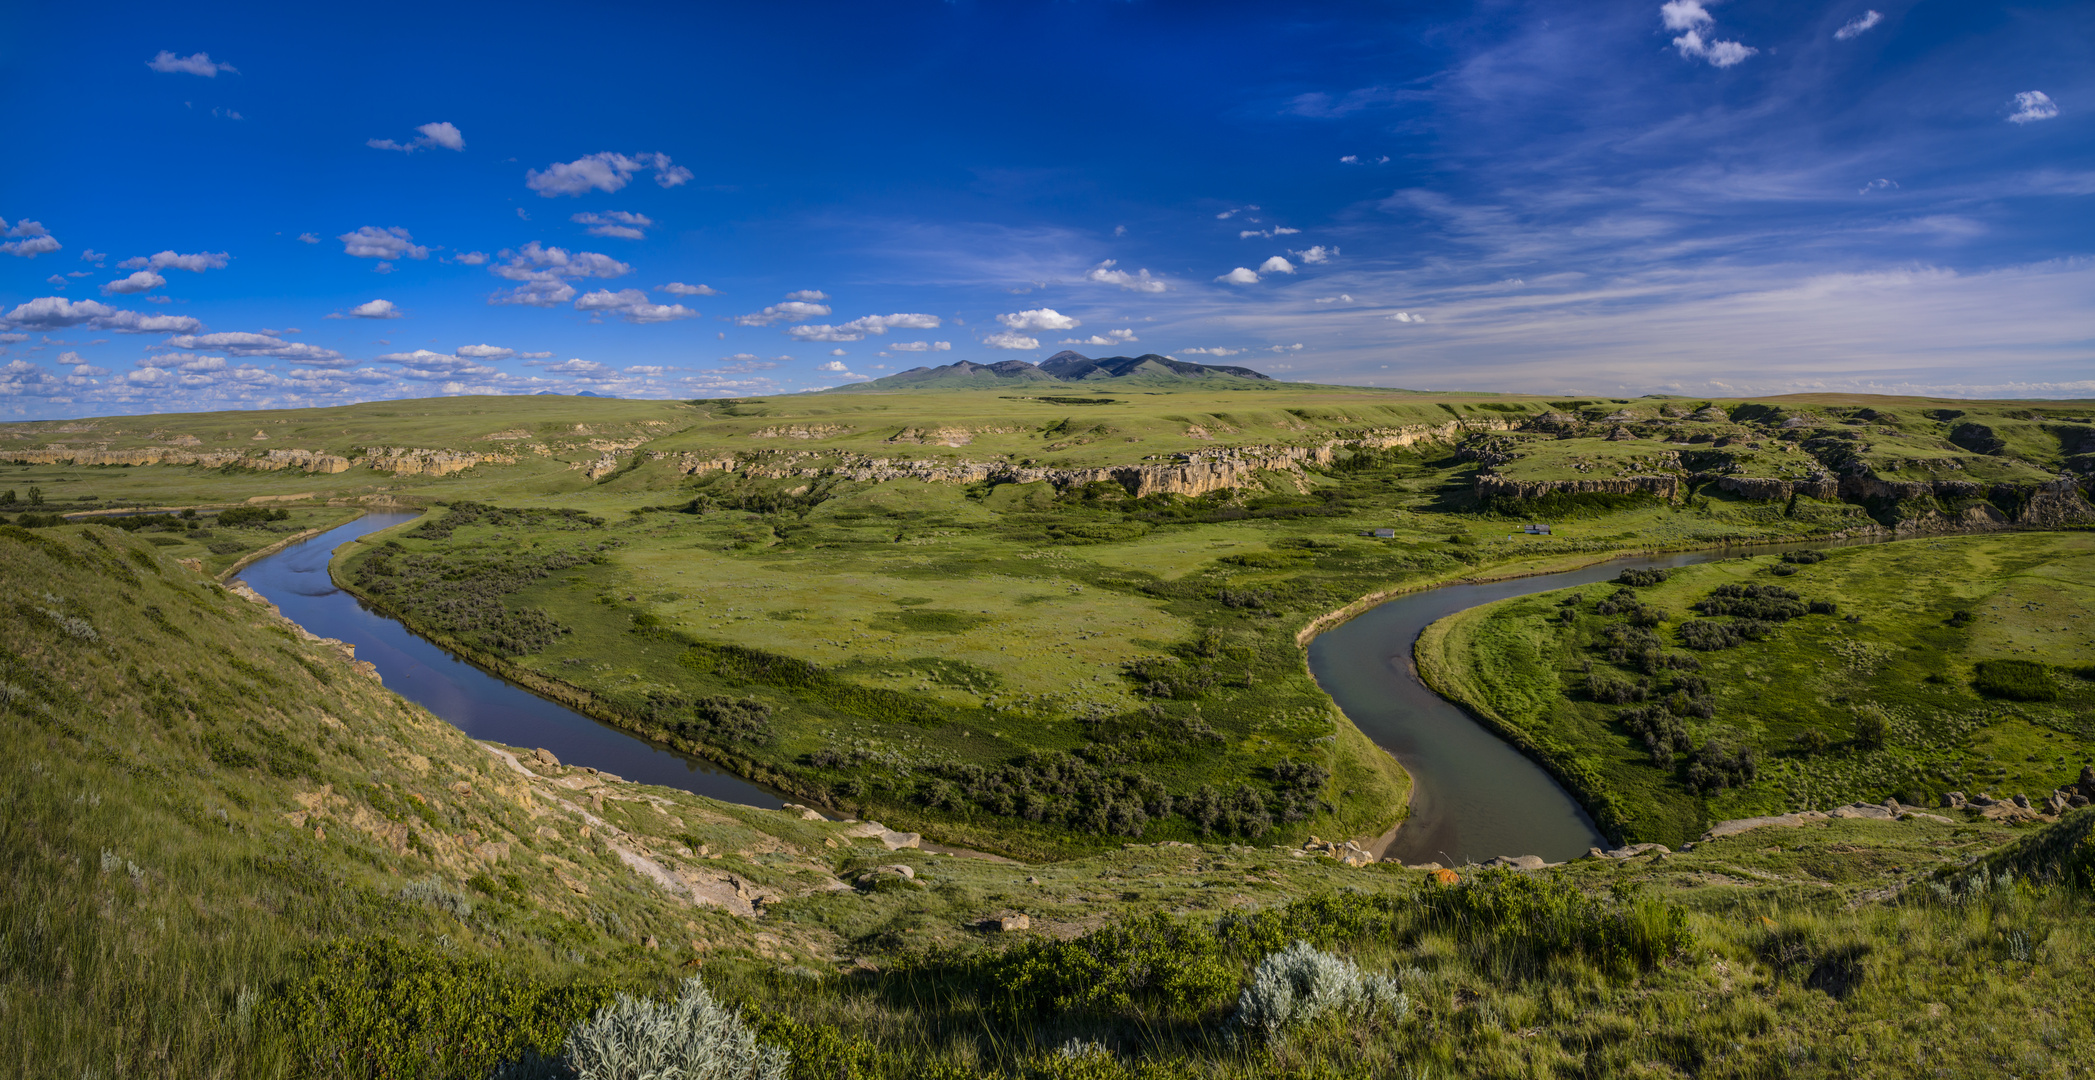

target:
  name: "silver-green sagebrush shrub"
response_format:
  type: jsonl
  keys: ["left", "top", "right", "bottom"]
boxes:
{"left": 562, "top": 975, "right": 789, "bottom": 1080}
{"left": 1233, "top": 940, "right": 1408, "bottom": 1043}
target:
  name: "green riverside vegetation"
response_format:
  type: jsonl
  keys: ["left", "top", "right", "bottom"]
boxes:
{"left": 3, "top": 385, "right": 2094, "bottom": 1077}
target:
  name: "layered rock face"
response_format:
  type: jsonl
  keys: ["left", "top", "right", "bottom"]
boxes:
{"left": 0, "top": 444, "right": 507, "bottom": 476}
{"left": 666, "top": 417, "right": 1518, "bottom": 497}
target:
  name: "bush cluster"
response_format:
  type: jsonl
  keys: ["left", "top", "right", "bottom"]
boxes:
{"left": 1594, "top": 587, "right": 1665, "bottom": 626}
{"left": 1972, "top": 659, "right": 2058, "bottom": 702}
{"left": 1684, "top": 737, "right": 1759, "bottom": 794}
{"left": 646, "top": 692, "right": 776, "bottom": 746}
{"left": 352, "top": 544, "right": 592, "bottom": 657}
{"left": 1613, "top": 567, "right": 1671, "bottom": 587}
{"left": 415, "top": 501, "right": 604, "bottom": 540}
{"left": 216, "top": 506, "right": 291, "bottom": 528}
{"left": 1692, "top": 583, "right": 1808, "bottom": 620}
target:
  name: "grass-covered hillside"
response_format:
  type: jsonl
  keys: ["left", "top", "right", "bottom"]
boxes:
{"left": 9, "top": 519, "right": 2095, "bottom": 1079}
{"left": 1417, "top": 533, "right": 2095, "bottom": 846}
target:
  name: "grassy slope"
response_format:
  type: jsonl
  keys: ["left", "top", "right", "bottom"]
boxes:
{"left": 0, "top": 522, "right": 911, "bottom": 1078}
{"left": 7, "top": 521, "right": 2095, "bottom": 1078}
{"left": 1419, "top": 533, "right": 2095, "bottom": 846}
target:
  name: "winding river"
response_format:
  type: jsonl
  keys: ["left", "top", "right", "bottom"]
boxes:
{"left": 238, "top": 512, "right": 788, "bottom": 809}
{"left": 240, "top": 511, "right": 1859, "bottom": 866}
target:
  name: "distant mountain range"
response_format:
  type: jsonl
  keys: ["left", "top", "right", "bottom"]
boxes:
{"left": 825, "top": 350, "right": 1272, "bottom": 392}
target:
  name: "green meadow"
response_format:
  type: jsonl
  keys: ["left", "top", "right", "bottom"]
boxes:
{"left": 1419, "top": 532, "right": 2095, "bottom": 846}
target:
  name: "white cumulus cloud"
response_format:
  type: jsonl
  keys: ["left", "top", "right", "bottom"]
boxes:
{"left": 328, "top": 299, "right": 401, "bottom": 320}
{"left": 487, "top": 243, "right": 632, "bottom": 307}
{"left": 1834, "top": 10, "right": 1882, "bottom": 39}
{"left": 164, "top": 331, "right": 346, "bottom": 365}
{"left": 146, "top": 51, "right": 236, "bottom": 76}
{"left": 1239, "top": 227, "right": 1301, "bottom": 239}
{"left": 1259, "top": 255, "right": 1296, "bottom": 275}
{"left": 338, "top": 227, "right": 429, "bottom": 262}
{"left": 1215, "top": 267, "right": 1260, "bottom": 285}
{"left": 1389, "top": 311, "right": 1427, "bottom": 323}
{"left": 1085, "top": 260, "right": 1167, "bottom": 293}
{"left": 1664, "top": 1, "right": 1757, "bottom": 67}
{"left": 525, "top": 152, "right": 693, "bottom": 197}
{"left": 574, "top": 288, "right": 698, "bottom": 323}
{"left": 736, "top": 300, "right": 832, "bottom": 326}
{"left": 2, "top": 219, "right": 60, "bottom": 258}
{"left": 2009, "top": 91, "right": 2059, "bottom": 124}
{"left": 454, "top": 344, "right": 516, "bottom": 359}
{"left": 102, "top": 271, "right": 166, "bottom": 295}
{"left": 886, "top": 341, "right": 952, "bottom": 352}
{"left": 1179, "top": 347, "right": 1242, "bottom": 356}
{"left": 661, "top": 282, "right": 718, "bottom": 296}
{"left": 118, "top": 250, "right": 230, "bottom": 273}
{"left": 572, "top": 210, "right": 654, "bottom": 239}
{"left": 1292, "top": 245, "right": 1338, "bottom": 264}
{"left": 984, "top": 331, "right": 1040, "bottom": 350}
{"left": 368, "top": 121, "right": 466, "bottom": 153}
{"left": 785, "top": 289, "right": 828, "bottom": 301}
{"left": 996, "top": 308, "right": 1079, "bottom": 331}
{"left": 2, "top": 297, "right": 204, "bottom": 334}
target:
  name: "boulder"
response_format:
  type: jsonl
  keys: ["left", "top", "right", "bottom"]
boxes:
{"left": 1828, "top": 803, "right": 1896, "bottom": 820}
{"left": 2077, "top": 765, "right": 2095, "bottom": 801}
{"left": 1480, "top": 855, "right": 1548, "bottom": 870}
{"left": 532, "top": 748, "right": 560, "bottom": 767}
{"left": 2012, "top": 794, "right": 2032, "bottom": 810}
{"left": 1943, "top": 791, "right": 1968, "bottom": 809}
{"left": 995, "top": 914, "right": 1031, "bottom": 932}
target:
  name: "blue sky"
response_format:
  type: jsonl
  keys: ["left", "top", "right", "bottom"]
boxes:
{"left": 1, "top": 0, "right": 2089, "bottom": 419}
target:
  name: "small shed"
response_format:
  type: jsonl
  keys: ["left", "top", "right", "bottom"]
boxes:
{"left": 1522, "top": 523, "right": 1552, "bottom": 535}
{"left": 1370, "top": 528, "right": 1396, "bottom": 539}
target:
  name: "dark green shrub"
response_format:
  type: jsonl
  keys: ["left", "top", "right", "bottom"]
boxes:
{"left": 1972, "top": 659, "right": 2058, "bottom": 702}
{"left": 1853, "top": 710, "right": 1890, "bottom": 749}
{"left": 966, "top": 912, "right": 1239, "bottom": 1022}
{"left": 217, "top": 506, "right": 291, "bottom": 527}
{"left": 268, "top": 938, "right": 615, "bottom": 1080}
{"left": 1613, "top": 567, "right": 1671, "bottom": 587}
{"left": 1685, "top": 738, "right": 1758, "bottom": 793}
{"left": 1692, "top": 584, "right": 1807, "bottom": 620}
{"left": 1781, "top": 550, "right": 1825, "bottom": 564}
{"left": 1793, "top": 728, "right": 1830, "bottom": 756}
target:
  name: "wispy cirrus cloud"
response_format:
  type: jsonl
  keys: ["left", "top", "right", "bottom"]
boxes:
{"left": 1833, "top": 10, "right": 1882, "bottom": 40}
